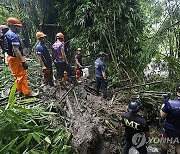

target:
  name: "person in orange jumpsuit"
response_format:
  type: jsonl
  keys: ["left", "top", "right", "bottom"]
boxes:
{"left": 5, "top": 17, "right": 36, "bottom": 97}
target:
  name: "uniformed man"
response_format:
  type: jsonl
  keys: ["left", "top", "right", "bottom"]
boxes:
{"left": 160, "top": 83, "right": 180, "bottom": 154}
{"left": 36, "top": 32, "right": 54, "bottom": 86}
{"left": 52, "top": 32, "right": 67, "bottom": 82}
{"left": 5, "top": 17, "right": 37, "bottom": 97}
{"left": 94, "top": 51, "right": 108, "bottom": 100}
{"left": 121, "top": 99, "right": 150, "bottom": 154}
{"left": 52, "top": 32, "right": 73, "bottom": 83}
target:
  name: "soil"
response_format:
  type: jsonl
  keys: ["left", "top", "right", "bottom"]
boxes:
{"left": 43, "top": 78, "right": 128, "bottom": 154}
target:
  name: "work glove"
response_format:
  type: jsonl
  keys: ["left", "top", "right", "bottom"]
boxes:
{"left": 22, "top": 62, "right": 28, "bottom": 70}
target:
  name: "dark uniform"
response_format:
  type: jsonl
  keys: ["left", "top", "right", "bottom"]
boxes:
{"left": 36, "top": 43, "right": 53, "bottom": 85}
{"left": 94, "top": 57, "right": 107, "bottom": 99}
{"left": 121, "top": 112, "right": 149, "bottom": 154}
{"left": 161, "top": 98, "right": 180, "bottom": 140}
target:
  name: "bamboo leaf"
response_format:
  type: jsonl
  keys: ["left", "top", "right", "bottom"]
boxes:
{"left": 44, "top": 136, "right": 51, "bottom": 144}
{"left": 15, "top": 137, "right": 27, "bottom": 151}
{"left": 13, "top": 129, "right": 29, "bottom": 132}
{"left": 26, "top": 133, "right": 33, "bottom": 145}
{"left": 32, "top": 132, "right": 41, "bottom": 143}
{"left": 41, "top": 112, "right": 57, "bottom": 115}
{"left": 17, "top": 97, "right": 40, "bottom": 104}
{"left": 6, "top": 110, "right": 22, "bottom": 122}
{"left": 29, "top": 149, "right": 40, "bottom": 154}
{"left": 0, "top": 136, "right": 19, "bottom": 153}
{"left": 8, "top": 80, "right": 17, "bottom": 107}
{"left": 13, "top": 106, "right": 31, "bottom": 113}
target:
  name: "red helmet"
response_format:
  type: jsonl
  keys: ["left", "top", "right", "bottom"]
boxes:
{"left": 7, "top": 17, "right": 22, "bottom": 27}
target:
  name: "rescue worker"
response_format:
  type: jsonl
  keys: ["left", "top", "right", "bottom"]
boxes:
{"left": 121, "top": 99, "right": 150, "bottom": 154}
{"left": 5, "top": 17, "right": 36, "bottom": 97}
{"left": 160, "top": 83, "right": 180, "bottom": 154}
{"left": 52, "top": 32, "right": 73, "bottom": 83}
{"left": 75, "top": 47, "right": 83, "bottom": 80}
{"left": 52, "top": 32, "right": 67, "bottom": 82}
{"left": 36, "top": 32, "right": 54, "bottom": 86}
{"left": 94, "top": 51, "right": 108, "bottom": 100}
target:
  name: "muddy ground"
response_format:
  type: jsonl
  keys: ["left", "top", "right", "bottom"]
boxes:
{"left": 40, "top": 78, "right": 130, "bottom": 154}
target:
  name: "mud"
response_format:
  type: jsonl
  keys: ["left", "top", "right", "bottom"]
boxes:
{"left": 50, "top": 80, "right": 127, "bottom": 154}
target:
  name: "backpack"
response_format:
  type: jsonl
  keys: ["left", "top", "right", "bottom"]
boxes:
{"left": 0, "top": 33, "right": 9, "bottom": 54}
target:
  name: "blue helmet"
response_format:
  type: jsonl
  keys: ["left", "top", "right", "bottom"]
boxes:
{"left": 128, "top": 99, "right": 141, "bottom": 113}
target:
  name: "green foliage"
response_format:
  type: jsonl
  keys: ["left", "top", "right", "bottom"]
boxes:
{"left": 8, "top": 80, "right": 17, "bottom": 108}
{"left": 1, "top": 0, "right": 179, "bottom": 83}
{"left": 0, "top": 6, "right": 9, "bottom": 25}
{"left": 55, "top": 0, "right": 146, "bottom": 84}
{"left": 0, "top": 105, "right": 75, "bottom": 154}
{"left": 141, "top": 0, "right": 180, "bottom": 81}
{"left": 0, "top": 67, "right": 75, "bottom": 154}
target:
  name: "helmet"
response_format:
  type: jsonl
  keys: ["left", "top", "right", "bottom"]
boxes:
{"left": 0, "top": 25, "right": 8, "bottom": 31}
{"left": 128, "top": 99, "right": 141, "bottom": 113}
{"left": 36, "top": 32, "right": 46, "bottom": 39}
{"left": 77, "top": 48, "right": 82, "bottom": 51}
{"left": 7, "top": 17, "right": 22, "bottom": 27}
{"left": 99, "top": 51, "right": 108, "bottom": 57}
{"left": 56, "top": 32, "right": 64, "bottom": 39}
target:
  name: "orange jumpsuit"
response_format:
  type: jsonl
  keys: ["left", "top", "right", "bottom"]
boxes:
{"left": 7, "top": 55, "right": 30, "bottom": 95}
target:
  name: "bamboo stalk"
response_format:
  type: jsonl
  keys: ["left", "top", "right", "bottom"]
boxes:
{"left": 116, "top": 81, "right": 162, "bottom": 91}
{"left": 58, "top": 85, "right": 76, "bottom": 103}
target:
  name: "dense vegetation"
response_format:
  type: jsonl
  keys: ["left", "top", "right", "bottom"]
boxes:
{"left": 0, "top": 0, "right": 179, "bottom": 153}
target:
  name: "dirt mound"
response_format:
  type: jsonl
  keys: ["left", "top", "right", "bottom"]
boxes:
{"left": 55, "top": 83, "right": 126, "bottom": 154}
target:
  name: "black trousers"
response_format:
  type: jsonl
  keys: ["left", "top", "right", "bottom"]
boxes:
{"left": 55, "top": 62, "right": 73, "bottom": 80}
{"left": 54, "top": 62, "right": 66, "bottom": 80}
{"left": 96, "top": 77, "right": 107, "bottom": 99}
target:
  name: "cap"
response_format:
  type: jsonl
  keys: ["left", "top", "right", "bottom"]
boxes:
{"left": 99, "top": 51, "right": 108, "bottom": 57}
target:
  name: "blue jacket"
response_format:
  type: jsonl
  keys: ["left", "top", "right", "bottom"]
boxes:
{"left": 94, "top": 58, "right": 105, "bottom": 78}
{"left": 161, "top": 98, "right": 180, "bottom": 130}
